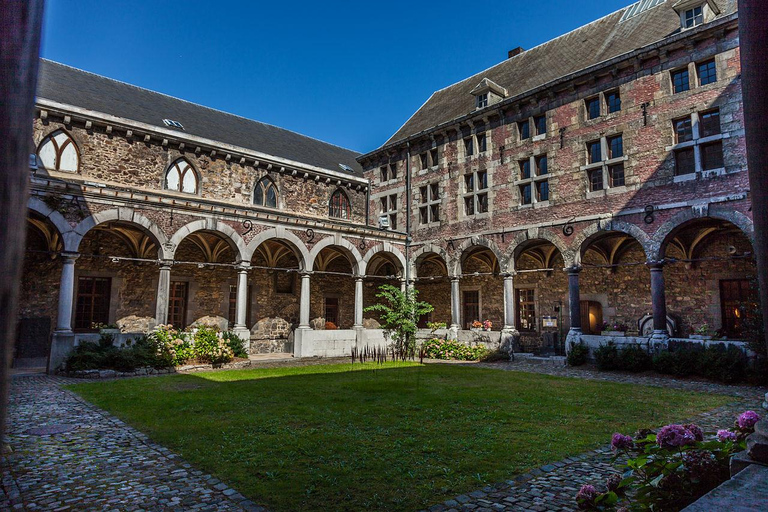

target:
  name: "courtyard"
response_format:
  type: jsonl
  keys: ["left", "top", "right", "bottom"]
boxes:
{"left": 3, "top": 360, "right": 763, "bottom": 511}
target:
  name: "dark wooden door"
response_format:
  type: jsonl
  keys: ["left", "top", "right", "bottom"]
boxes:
{"left": 463, "top": 290, "right": 479, "bottom": 329}
{"left": 168, "top": 281, "right": 188, "bottom": 329}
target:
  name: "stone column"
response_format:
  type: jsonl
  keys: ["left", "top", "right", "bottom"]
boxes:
{"left": 449, "top": 276, "right": 461, "bottom": 339}
{"left": 299, "top": 271, "right": 311, "bottom": 328}
{"left": 648, "top": 260, "right": 669, "bottom": 344}
{"left": 55, "top": 253, "right": 79, "bottom": 332}
{"left": 354, "top": 276, "right": 364, "bottom": 328}
{"left": 400, "top": 278, "right": 407, "bottom": 294}
{"left": 565, "top": 266, "right": 582, "bottom": 351}
{"left": 154, "top": 260, "right": 172, "bottom": 326}
{"left": 234, "top": 266, "right": 249, "bottom": 329}
{"left": 502, "top": 273, "right": 517, "bottom": 331}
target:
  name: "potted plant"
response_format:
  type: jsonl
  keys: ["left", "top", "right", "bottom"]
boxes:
{"left": 470, "top": 320, "right": 482, "bottom": 332}
{"left": 690, "top": 323, "right": 713, "bottom": 340}
{"left": 482, "top": 319, "right": 493, "bottom": 332}
{"left": 601, "top": 321, "right": 628, "bottom": 336}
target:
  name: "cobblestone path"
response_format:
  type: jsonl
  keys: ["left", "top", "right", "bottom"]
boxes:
{"left": 423, "top": 361, "right": 766, "bottom": 512}
{"left": 1, "top": 376, "right": 265, "bottom": 511}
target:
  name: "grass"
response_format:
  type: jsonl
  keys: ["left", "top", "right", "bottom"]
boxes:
{"left": 69, "top": 362, "right": 734, "bottom": 511}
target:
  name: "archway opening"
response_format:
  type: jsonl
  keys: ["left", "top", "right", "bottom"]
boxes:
{"left": 459, "top": 246, "right": 501, "bottom": 330}
{"left": 363, "top": 252, "right": 403, "bottom": 327}
{"left": 311, "top": 246, "right": 357, "bottom": 329}
{"left": 414, "top": 252, "right": 449, "bottom": 328}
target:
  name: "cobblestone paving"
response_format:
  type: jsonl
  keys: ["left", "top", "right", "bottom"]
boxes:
{"left": 423, "top": 361, "right": 766, "bottom": 512}
{"left": 1, "top": 376, "right": 266, "bottom": 511}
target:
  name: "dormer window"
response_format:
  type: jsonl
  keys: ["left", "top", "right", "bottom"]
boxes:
{"left": 683, "top": 5, "right": 703, "bottom": 28}
{"left": 470, "top": 78, "right": 507, "bottom": 111}
{"left": 163, "top": 119, "right": 184, "bottom": 130}
{"left": 673, "top": 0, "right": 719, "bottom": 30}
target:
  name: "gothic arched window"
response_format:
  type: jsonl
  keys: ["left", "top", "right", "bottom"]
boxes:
{"left": 329, "top": 189, "right": 351, "bottom": 219}
{"left": 165, "top": 158, "right": 198, "bottom": 194}
{"left": 254, "top": 177, "right": 278, "bottom": 208}
{"left": 37, "top": 130, "right": 79, "bottom": 172}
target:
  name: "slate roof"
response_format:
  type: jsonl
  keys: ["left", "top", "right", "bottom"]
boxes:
{"left": 36, "top": 59, "right": 364, "bottom": 176}
{"left": 383, "top": 0, "right": 737, "bottom": 147}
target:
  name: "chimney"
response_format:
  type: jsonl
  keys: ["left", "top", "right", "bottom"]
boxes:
{"left": 508, "top": 46, "right": 524, "bottom": 59}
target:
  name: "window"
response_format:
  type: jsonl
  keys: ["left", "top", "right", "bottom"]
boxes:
{"left": 672, "top": 68, "right": 690, "bottom": 93}
{"left": 329, "top": 189, "right": 351, "bottom": 219}
{"left": 477, "top": 133, "right": 487, "bottom": 153}
{"left": 463, "top": 170, "right": 488, "bottom": 215}
{"left": 536, "top": 180, "right": 549, "bottom": 202}
{"left": 536, "top": 155, "right": 548, "bottom": 175}
{"left": 430, "top": 148, "right": 439, "bottom": 167}
{"left": 379, "top": 166, "right": 388, "bottom": 182}
{"left": 700, "top": 109, "right": 721, "bottom": 137}
{"left": 519, "top": 120, "right": 530, "bottom": 140}
{"left": 519, "top": 159, "right": 531, "bottom": 179}
{"left": 389, "top": 162, "right": 398, "bottom": 179}
{"left": 701, "top": 141, "right": 724, "bottom": 170}
{"left": 324, "top": 297, "right": 339, "bottom": 327}
{"left": 476, "top": 93, "right": 488, "bottom": 109}
{"left": 519, "top": 184, "right": 532, "bottom": 205}
{"left": 674, "top": 117, "right": 694, "bottom": 143}
{"left": 675, "top": 148, "right": 696, "bottom": 175}
{"left": 683, "top": 5, "right": 703, "bottom": 29}
{"left": 534, "top": 115, "right": 546, "bottom": 136}
{"left": 586, "top": 97, "right": 601, "bottom": 120}
{"left": 418, "top": 182, "right": 440, "bottom": 224}
{"left": 165, "top": 158, "right": 198, "bottom": 194}
{"left": 168, "top": 281, "right": 188, "bottom": 329}
{"left": 672, "top": 108, "right": 724, "bottom": 176}
{"left": 606, "top": 90, "right": 621, "bottom": 113}
{"left": 253, "top": 177, "right": 278, "bottom": 208}
{"left": 587, "top": 140, "right": 602, "bottom": 164}
{"left": 163, "top": 119, "right": 184, "bottom": 129}
{"left": 589, "top": 168, "right": 604, "bottom": 192}
{"left": 37, "top": 130, "right": 79, "bottom": 173}
{"left": 463, "top": 290, "right": 480, "bottom": 329}
{"left": 720, "top": 279, "right": 756, "bottom": 337}
{"left": 380, "top": 193, "right": 398, "bottom": 230}
{"left": 698, "top": 59, "right": 717, "bottom": 86}
{"left": 74, "top": 276, "right": 111, "bottom": 330}
{"left": 609, "top": 164, "right": 625, "bottom": 187}
{"left": 607, "top": 135, "right": 623, "bottom": 159}
{"left": 464, "top": 137, "right": 474, "bottom": 157}
{"left": 516, "top": 289, "right": 536, "bottom": 331}
{"left": 419, "top": 152, "right": 429, "bottom": 170}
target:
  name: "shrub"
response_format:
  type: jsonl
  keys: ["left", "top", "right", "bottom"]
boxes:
{"left": 567, "top": 341, "right": 589, "bottom": 366}
{"left": 480, "top": 349, "right": 509, "bottom": 362}
{"left": 64, "top": 335, "right": 166, "bottom": 372}
{"left": 147, "top": 324, "right": 193, "bottom": 366}
{"left": 697, "top": 345, "right": 748, "bottom": 384}
{"left": 618, "top": 344, "right": 653, "bottom": 373}
{"left": 221, "top": 331, "right": 248, "bottom": 358}
{"left": 653, "top": 348, "right": 702, "bottom": 377}
{"left": 193, "top": 327, "right": 234, "bottom": 364}
{"left": 594, "top": 342, "right": 620, "bottom": 371}
{"left": 421, "top": 338, "right": 489, "bottom": 361}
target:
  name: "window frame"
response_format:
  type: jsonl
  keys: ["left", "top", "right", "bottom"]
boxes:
{"left": 670, "top": 107, "right": 725, "bottom": 177}
{"left": 379, "top": 192, "right": 399, "bottom": 230}
{"left": 37, "top": 129, "right": 80, "bottom": 173}
{"left": 514, "top": 154, "right": 550, "bottom": 207}
{"left": 581, "top": 133, "right": 628, "bottom": 194}
{"left": 462, "top": 169, "right": 489, "bottom": 216}
{"left": 697, "top": 59, "right": 717, "bottom": 86}
{"left": 165, "top": 158, "right": 200, "bottom": 195}
{"left": 671, "top": 68, "right": 691, "bottom": 94}
{"left": 329, "top": 189, "right": 352, "bottom": 220}
{"left": 418, "top": 182, "right": 441, "bottom": 225}
{"left": 253, "top": 176, "right": 279, "bottom": 209}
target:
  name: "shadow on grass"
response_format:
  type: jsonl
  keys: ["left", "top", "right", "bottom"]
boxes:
{"left": 68, "top": 362, "right": 736, "bottom": 512}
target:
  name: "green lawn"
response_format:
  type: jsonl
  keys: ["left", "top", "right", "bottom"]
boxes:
{"left": 69, "top": 363, "right": 733, "bottom": 511}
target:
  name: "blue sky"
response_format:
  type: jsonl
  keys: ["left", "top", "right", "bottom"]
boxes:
{"left": 42, "top": 0, "right": 632, "bottom": 153}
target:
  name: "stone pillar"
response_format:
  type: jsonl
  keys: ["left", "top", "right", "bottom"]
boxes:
{"left": 400, "top": 278, "right": 407, "bottom": 294}
{"left": 565, "top": 266, "right": 582, "bottom": 351}
{"left": 299, "top": 271, "right": 311, "bottom": 328}
{"left": 449, "top": 276, "right": 460, "bottom": 339}
{"left": 354, "top": 276, "right": 364, "bottom": 328}
{"left": 232, "top": 265, "right": 251, "bottom": 348}
{"left": 154, "top": 260, "right": 172, "bottom": 326}
{"left": 648, "top": 260, "right": 669, "bottom": 344}
{"left": 502, "top": 273, "right": 517, "bottom": 331}
{"left": 55, "top": 252, "right": 79, "bottom": 332}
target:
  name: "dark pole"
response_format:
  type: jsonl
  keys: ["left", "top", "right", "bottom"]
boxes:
{"left": 0, "top": 0, "right": 45, "bottom": 447}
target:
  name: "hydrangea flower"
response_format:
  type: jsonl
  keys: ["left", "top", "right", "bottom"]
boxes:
{"left": 683, "top": 449, "right": 717, "bottom": 480}
{"left": 737, "top": 411, "right": 761, "bottom": 430}
{"left": 606, "top": 473, "right": 622, "bottom": 492}
{"left": 684, "top": 423, "right": 704, "bottom": 442}
{"left": 717, "top": 429, "right": 737, "bottom": 442}
{"left": 611, "top": 433, "right": 634, "bottom": 451}
{"left": 576, "top": 484, "right": 598, "bottom": 507}
{"left": 657, "top": 424, "right": 697, "bottom": 448}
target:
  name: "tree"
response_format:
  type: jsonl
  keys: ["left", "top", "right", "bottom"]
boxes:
{"left": 364, "top": 284, "right": 434, "bottom": 357}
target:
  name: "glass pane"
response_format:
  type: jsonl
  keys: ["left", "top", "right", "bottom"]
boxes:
{"left": 419, "top": 186, "right": 428, "bottom": 203}
{"left": 181, "top": 169, "right": 197, "bottom": 193}
{"left": 587, "top": 97, "right": 600, "bottom": 119}
{"left": 520, "top": 184, "right": 531, "bottom": 204}
{"left": 520, "top": 160, "right": 530, "bottom": 179}
{"left": 702, "top": 142, "right": 724, "bottom": 170}
{"left": 420, "top": 207, "right": 428, "bottom": 224}
{"left": 38, "top": 138, "right": 58, "bottom": 170}
{"left": 700, "top": 110, "right": 721, "bottom": 137}
{"left": 254, "top": 183, "right": 264, "bottom": 205}
{"left": 266, "top": 185, "right": 277, "bottom": 207}
{"left": 537, "top": 181, "right": 549, "bottom": 201}
{"left": 519, "top": 121, "right": 530, "bottom": 139}
{"left": 609, "top": 135, "right": 623, "bottom": 158}
{"left": 465, "top": 196, "right": 474, "bottom": 215}
{"left": 430, "top": 183, "right": 439, "bottom": 200}
{"left": 588, "top": 141, "right": 601, "bottom": 163}
{"left": 590, "top": 170, "right": 604, "bottom": 191}
{"left": 675, "top": 148, "right": 695, "bottom": 175}
{"left": 166, "top": 167, "right": 180, "bottom": 191}
{"left": 464, "top": 174, "right": 474, "bottom": 192}
{"left": 673, "top": 69, "right": 690, "bottom": 93}
{"left": 478, "top": 171, "right": 487, "bottom": 189}
{"left": 477, "top": 193, "right": 488, "bottom": 213}
{"left": 537, "top": 156, "right": 548, "bottom": 175}
{"left": 674, "top": 118, "right": 693, "bottom": 143}
{"left": 607, "top": 91, "right": 621, "bottom": 113}
{"left": 610, "top": 164, "right": 625, "bottom": 187}
{"left": 698, "top": 60, "right": 717, "bottom": 86}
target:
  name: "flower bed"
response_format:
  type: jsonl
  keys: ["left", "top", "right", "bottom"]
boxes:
{"left": 576, "top": 410, "right": 761, "bottom": 511}
{"left": 421, "top": 338, "right": 489, "bottom": 361}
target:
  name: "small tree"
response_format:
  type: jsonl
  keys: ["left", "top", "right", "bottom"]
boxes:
{"left": 364, "top": 284, "right": 434, "bottom": 357}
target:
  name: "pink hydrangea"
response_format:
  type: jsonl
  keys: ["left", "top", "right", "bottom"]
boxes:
{"left": 684, "top": 423, "right": 704, "bottom": 442}
{"left": 657, "top": 424, "right": 697, "bottom": 448}
{"left": 611, "top": 433, "right": 634, "bottom": 451}
{"left": 737, "top": 411, "right": 761, "bottom": 430}
{"left": 576, "top": 484, "right": 598, "bottom": 508}
{"left": 717, "top": 429, "right": 737, "bottom": 442}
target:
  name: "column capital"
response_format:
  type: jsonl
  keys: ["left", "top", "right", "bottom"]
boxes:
{"left": 501, "top": 271, "right": 518, "bottom": 279}
{"left": 299, "top": 270, "right": 313, "bottom": 278}
{"left": 158, "top": 259, "right": 174, "bottom": 269}
{"left": 236, "top": 264, "right": 251, "bottom": 272}
{"left": 61, "top": 252, "right": 80, "bottom": 262}
{"left": 646, "top": 259, "right": 666, "bottom": 270}
{"left": 450, "top": 275, "right": 461, "bottom": 283}
{"left": 564, "top": 265, "right": 582, "bottom": 274}
{"left": 354, "top": 275, "right": 364, "bottom": 282}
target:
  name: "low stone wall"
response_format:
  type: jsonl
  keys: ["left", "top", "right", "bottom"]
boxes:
{"left": 63, "top": 359, "right": 256, "bottom": 379}
{"left": 579, "top": 335, "right": 752, "bottom": 360}
{"left": 294, "top": 328, "right": 390, "bottom": 358}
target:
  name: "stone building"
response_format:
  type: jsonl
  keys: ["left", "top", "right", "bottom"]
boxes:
{"left": 16, "top": 0, "right": 760, "bottom": 370}
{"left": 357, "top": 0, "right": 757, "bottom": 353}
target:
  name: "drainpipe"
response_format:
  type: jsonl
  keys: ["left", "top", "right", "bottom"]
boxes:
{"left": 365, "top": 177, "right": 371, "bottom": 226}
{"left": 405, "top": 141, "right": 412, "bottom": 289}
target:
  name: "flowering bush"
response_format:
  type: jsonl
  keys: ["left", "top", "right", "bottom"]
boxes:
{"left": 421, "top": 338, "right": 489, "bottom": 361}
{"left": 148, "top": 324, "right": 193, "bottom": 366}
{"left": 193, "top": 327, "right": 234, "bottom": 364}
{"left": 471, "top": 320, "right": 483, "bottom": 329}
{"left": 576, "top": 411, "right": 760, "bottom": 511}
{"left": 482, "top": 319, "right": 493, "bottom": 330}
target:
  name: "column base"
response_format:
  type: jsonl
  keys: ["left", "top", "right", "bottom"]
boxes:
{"left": 448, "top": 324, "right": 459, "bottom": 341}
{"left": 500, "top": 328, "right": 520, "bottom": 360}
{"left": 649, "top": 330, "right": 670, "bottom": 351}
{"left": 293, "top": 326, "right": 311, "bottom": 358}
{"left": 50, "top": 330, "right": 76, "bottom": 374}
{"left": 565, "top": 328, "right": 583, "bottom": 355}
{"left": 232, "top": 327, "right": 251, "bottom": 352}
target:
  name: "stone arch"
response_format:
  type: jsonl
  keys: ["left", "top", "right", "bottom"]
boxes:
{"left": 652, "top": 208, "right": 755, "bottom": 260}
{"left": 168, "top": 218, "right": 247, "bottom": 261}
{"left": 360, "top": 242, "right": 407, "bottom": 277}
{"left": 450, "top": 236, "right": 503, "bottom": 276}
{"left": 572, "top": 219, "right": 652, "bottom": 265}
{"left": 411, "top": 243, "right": 451, "bottom": 278}
{"left": 308, "top": 235, "right": 363, "bottom": 275}
{"left": 503, "top": 228, "right": 573, "bottom": 272}
{"left": 27, "top": 196, "right": 79, "bottom": 252}
{"left": 243, "top": 226, "right": 310, "bottom": 269}
{"left": 73, "top": 208, "right": 172, "bottom": 259}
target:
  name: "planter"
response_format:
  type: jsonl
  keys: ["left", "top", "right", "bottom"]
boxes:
{"left": 601, "top": 331, "right": 626, "bottom": 337}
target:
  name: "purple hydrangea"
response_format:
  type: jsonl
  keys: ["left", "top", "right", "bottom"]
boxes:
{"left": 657, "top": 424, "right": 697, "bottom": 448}
{"left": 576, "top": 484, "right": 598, "bottom": 508}
{"left": 717, "top": 429, "right": 737, "bottom": 442}
{"left": 606, "top": 473, "right": 622, "bottom": 492}
{"left": 737, "top": 410, "right": 761, "bottom": 430}
{"left": 684, "top": 423, "right": 704, "bottom": 442}
{"left": 611, "top": 433, "right": 634, "bottom": 451}
{"left": 683, "top": 449, "right": 718, "bottom": 480}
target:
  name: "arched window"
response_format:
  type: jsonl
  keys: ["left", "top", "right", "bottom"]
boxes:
{"left": 37, "top": 130, "right": 79, "bottom": 172}
{"left": 329, "top": 189, "right": 351, "bottom": 219}
{"left": 165, "top": 158, "right": 198, "bottom": 194}
{"left": 253, "top": 177, "right": 278, "bottom": 208}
